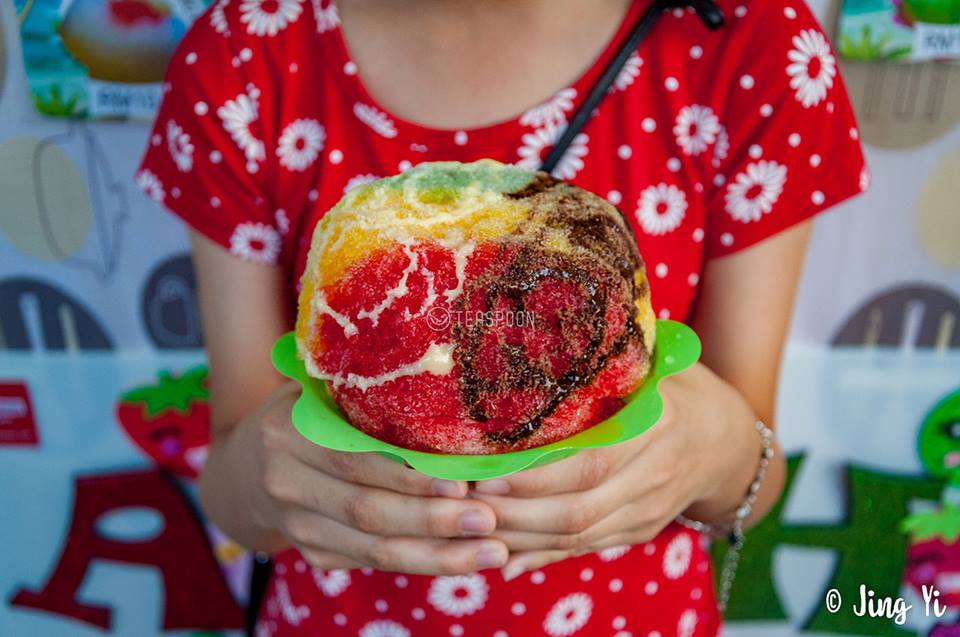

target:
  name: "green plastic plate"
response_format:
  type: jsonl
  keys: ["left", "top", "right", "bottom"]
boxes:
{"left": 272, "top": 319, "right": 701, "bottom": 481}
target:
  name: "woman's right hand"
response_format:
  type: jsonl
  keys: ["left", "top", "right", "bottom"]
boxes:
{"left": 201, "top": 382, "right": 508, "bottom": 576}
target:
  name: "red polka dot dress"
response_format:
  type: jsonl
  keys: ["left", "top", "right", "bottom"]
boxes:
{"left": 138, "top": 0, "right": 867, "bottom": 635}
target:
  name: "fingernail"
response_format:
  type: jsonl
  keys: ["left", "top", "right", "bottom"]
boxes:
{"left": 432, "top": 479, "right": 465, "bottom": 498}
{"left": 476, "top": 546, "right": 507, "bottom": 570}
{"left": 474, "top": 479, "right": 510, "bottom": 495}
{"left": 459, "top": 509, "right": 495, "bottom": 535}
{"left": 501, "top": 562, "right": 525, "bottom": 582}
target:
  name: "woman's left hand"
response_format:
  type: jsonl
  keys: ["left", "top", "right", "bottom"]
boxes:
{"left": 471, "top": 362, "right": 764, "bottom": 581}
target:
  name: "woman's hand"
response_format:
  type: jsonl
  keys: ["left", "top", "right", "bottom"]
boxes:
{"left": 471, "top": 363, "right": 771, "bottom": 580}
{"left": 200, "top": 382, "right": 509, "bottom": 576}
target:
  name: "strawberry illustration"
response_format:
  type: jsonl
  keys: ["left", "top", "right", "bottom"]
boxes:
{"left": 902, "top": 504, "right": 960, "bottom": 605}
{"left": 116, "top": 366, "right": 210, "bottom": 479}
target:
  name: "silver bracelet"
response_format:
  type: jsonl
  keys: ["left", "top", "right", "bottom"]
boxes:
{"left": 675, "top": 419, "right": 775, "bottom": 613}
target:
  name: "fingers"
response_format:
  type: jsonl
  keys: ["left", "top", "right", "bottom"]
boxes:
{"left": 266, "top": 454, "right": 498, "bottom": 538}
{"left": 473, "top": 484, "right": 625, "bottom": 534}
{"left": 473, "top": 444, "right": 637, "bottom": 498}
{"left": 500, "top": 550, "right": 569, "bottom": 582}
{"left": 284, "top": 509, "right": 509, "bottom": 575}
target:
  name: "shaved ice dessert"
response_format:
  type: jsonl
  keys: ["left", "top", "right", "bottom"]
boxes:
{"left": 296, "top": 160, "right": 656, "bottom": 455}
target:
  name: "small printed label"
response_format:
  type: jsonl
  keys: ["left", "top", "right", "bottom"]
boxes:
{"left": 0, "top": 382, "right": 39, "bottom": 446}
{"left": 88, "top": 81, "right": 163, "bottom": 120}
{"left": 913, "top": 24, "right": 960, "bottom": 60}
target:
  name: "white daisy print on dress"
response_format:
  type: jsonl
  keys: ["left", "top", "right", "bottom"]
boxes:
{"left": 311, "top": 568, "right": 350, "bottom": 597}
{"left": 598, "top": 545, "right": 631, "bottom": 562}
{"left": 218, "top": 86, "right": 266, "bottom": 172}
{"left": 519, "top": 88, "right": 576, "bottom": 128}
{"left": 636, "top": 183, "right": 687, "bottom": 236}
{"left": 354, "top": 102, "right": 398, "bottom": 138}
{"left": 240, "top": 0, "right": 303, "bottom": 37}
{"left": 136, "top": 169, "right": 165, "bottom": 203}
{"left": 166, "top": 119, "right": 194, "bottom": 172}
{"left": 677, "top": 609, "right": 698, "bottom": 637}
{"left": 712, "top": 125, "right": 730, "bottom": 168}
{"left": 662, "top": 533, "right": 694, "bottom": 580}
{"left": 673, "top": 104, "right": 720, "bottom": 156}
{"left": 611, "top": 52, "right": 643, "bottom": 92}
{"left": 210, "top": 0, "right": 230, "bottom": 35}
{"left": 311, "top": 0, "right": 339, "bottom": 33}
{"left": 543, "top": 592, "right": 593, "bottom": 636}
{"left": 230, "top": 222, "right": 281, "bottom": 264}
{"left": 359, "top": 619, "right": 411, "bottom": 637}
{"left": 516, "top": 124, "right": 589, "bottom": 180}
{"left": 786, "top": 29, "right": 837, "bottom": 108}
{"left": 725, "top": 160, "right": 788, "bottom": 223}
{"left": 277, "top": 118, "right": 325, "bottom": 171}
{"left": 427, "top": 574, "right": 489, "bottom": 617}
{"left": 343, "top": 173, "right": 381, "bottom": 194}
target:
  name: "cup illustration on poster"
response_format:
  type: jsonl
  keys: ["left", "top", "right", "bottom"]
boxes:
{"left": 839, "top": 0, "right": 960, "bottom": 61}
{"left": 15, "top": 0, "right": 210, "bottom": 118}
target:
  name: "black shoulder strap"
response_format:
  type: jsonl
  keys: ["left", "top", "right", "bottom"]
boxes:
{"left": 540, "top": 0, "right": 725, "bottom": 174}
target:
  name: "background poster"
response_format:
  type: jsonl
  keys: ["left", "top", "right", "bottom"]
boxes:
{"left": 1, "top": 0, "right": 959, "bottom": 635}
{"left": 838, "top": 0, "right": 960, "bottom": 61}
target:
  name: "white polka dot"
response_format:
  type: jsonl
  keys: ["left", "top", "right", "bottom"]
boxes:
{"left": 530, "top": 571, "right": 546, "bottom": 584}
{"left": 667, "top": 157, "right": 682, "bottom": 172}
{"left": 239, "top": 47, "right": 253, "bottom": 61}
{"left": 151, "top": 134, "right": 161, "bottom": 146}
{"left": 580, "top": 568, "right": 594, "bottom": 582}
{"left": 231, "top": 57, "right": 241, "bottom": 68}
{"left": 655, "top": 263, "right": 668, "bottom": 278}
{"left": 850, "top": 127, "right": 860, "bottom": 140}
{"left": 185, "top": 52, "right": 197, "bottom": 65}
{"left": 649, "top": 632, "right": 662, "bottom": 637}
{"left": 450, "top": 624, "right": 464, "bottom": 636}
{"left": 672, "top": 7, "right": 684, "bottom": 17}
{"left": 698, "top": 561, "right": 709, "bottom": 573}
{"left": 511, "top": 602, "right": 526, "bottom": 616}
{"left": 740, "top": 74, "right": 755, "bottom": 90}
{"left": 210, "top": 196, "right": 221, "bottom": 208}
{"left": 784, "top": 6, "right": 797, "bottom": 18}
{"left": 694, "top": 182, "right": 704, "bottom": 193}
{"left": 209, "top": 150, "right": 222, "bottom": 163}
{"left": 812, "top": 190, "right": 825, "bottom": 205}
{"left": 344, "top": 61, "right": 358, "bottom": 75}
{"left": 609, "top": 578, "right": 624, "bottom": 592}
{"left": 395, "top": 576, "right": 408, "bottom": 589}
{"left": 170, "top": 187, "right": 181, "bottom": 199}
{"left": 689, "top": 45, "right": 703, "bottom": 59}
{"left": 398, "top": 160, "right": 413, "bottom": 172}
{"left": 411, "top": 607, "right": 425, "bottom": 620}
{"left": 809, "top": 153, "right": 822, "bottom": 167}
{"left": 607, "top": 190, "right": 622, "bottom": 205}
{"left": 494, "top": 632, "right": 508, "bottom": 637}
{"left": 827, "top": 102, "right": 836, "bottom": 113}
{"left": 308, "top": 189, "right": 319, "bottom": 202}
{"left": 617, "top": 144, "right": 632, "bottom": 159}
{"left": 734, "top": 5, "right": 747, "bottom": 17}
{"left": 720, "top": 232, "right": 734, "bottom": 247}
{"left": 645, "top": 581, "right": 659, "bottom": 595}
{"left": 665, "top": 77, "right": 679, "bottom": 91}
{"left": 713, "top": 174, "right": 726, "bottom": 187}
{"left": 760, "top": 104, "right": 773, "bottom": 118}
{"left": 691, "top": 587, "right": 703, "bottom": 600}
{"left": 692, "top": 228, "right": 704, "bottom": 242}
{"left": 361, "top": 567, "right": 374, "bottom": 575}
{"left": 194, "top": 101, "right": 208, "bottom": 116}
{"left": 748, "top": 144, "right": 763, "bottom": 159}
{"left": 294, "top": 560, "right": 306, "bottom": 573}
{"left": 688, "top": 273, "right": 700, "bottom": 286}
{"left": 643, "top": 543, "right": 656, "bottom": 555}
{"left": 788, "top": 133, "right": 801, "bottom": 147}
{"left": 246, "top": 161, "right": 258, "bottom": 174}
{"left": 334, "top": 613, "right": 347, "bottom": 626}
{"left": 375, "top": 599, "right": 388, "bottom": 612}
{"left": 329, "top": 149, "right": 343, "bottom": 164}
{"left": 454, "top": 130, "right": 468, "bottom": 146}
{"left": 641, "top": 118, "right": 657, "bottom": 133}
{"left": 613, "top": 616, "right": 627, "bottom": 630}
{"left": 289, "top": 62, "right": 299, "bottom": 73}
{"left": 614, "top": 631, "right": 631, "bottom": 637}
